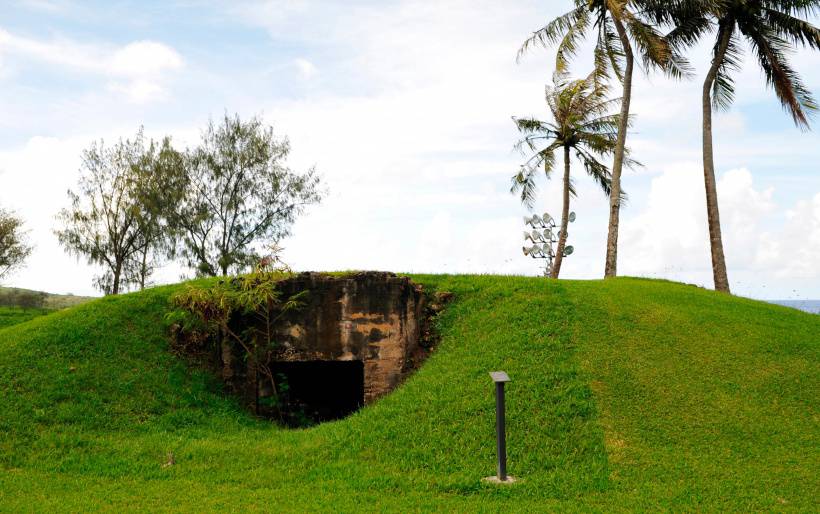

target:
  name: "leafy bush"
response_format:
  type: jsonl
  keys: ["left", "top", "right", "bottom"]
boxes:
{"left": 168, "top": 264, "right": 304, "bottom": 419}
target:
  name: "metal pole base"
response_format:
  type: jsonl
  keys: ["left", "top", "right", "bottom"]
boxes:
{"left": 482, "top": 475, "right": 518, "bottom": 485}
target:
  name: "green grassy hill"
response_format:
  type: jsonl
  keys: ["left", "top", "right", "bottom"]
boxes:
{"left": 0, "top": 277, "right": 817, "bottom": 512}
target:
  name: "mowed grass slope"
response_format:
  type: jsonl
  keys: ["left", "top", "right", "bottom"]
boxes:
{"left": 0, "top": 276, "right": 817, "bottom": 512}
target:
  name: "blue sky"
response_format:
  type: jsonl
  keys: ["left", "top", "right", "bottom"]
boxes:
{"left": 1, "top": 0, "right": 819, "bottom": 300}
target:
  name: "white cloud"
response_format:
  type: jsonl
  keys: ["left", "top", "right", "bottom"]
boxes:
{"left": 109, "top": 40, "right": 183, "bottom": 77}
{"left": 107, "top": 78, "right": 167, "bottom": 103}
{"left": 0, "top": 29, "right": 182, "bottom": 103}
{"left": 293, "top": 58, "right": 317, "bottom": 79}
{"left": 206, "top": 0, "right": 820, "bottom": 298}
{"left": 619, "top": 164, "right": 820, "bottom": 294}
{"left": 0, "top": 136, "right": 96, "bottom": 294}
{"left": 777, "top": 193, "right": 820, "bottom": 279}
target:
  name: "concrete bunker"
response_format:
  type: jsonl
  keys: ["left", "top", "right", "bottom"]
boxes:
{"left": 218, "top": 272, "right": 440, "bottom": 425}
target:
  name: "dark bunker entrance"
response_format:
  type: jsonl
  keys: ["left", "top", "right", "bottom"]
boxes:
{"left": 271, "top": 360, "right": 365, "bottom": 427}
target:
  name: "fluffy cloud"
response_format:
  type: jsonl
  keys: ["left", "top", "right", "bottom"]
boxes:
{"left": 107, "top": 41, "right": 183, "bottom": 101}
{"left": 0, "top": 29, "right": 182, "bottom": 103}
{"left": 776, "top": 193, "right": 820, "bottom": 279}
{"left": 619, "top": 165, "right": 820, "bottom": 294}
{"left": 0, "top": 136, "right": 96, "bottom": 294}
{"left": 293, "top": 58, "right": 317, "bottom": 79}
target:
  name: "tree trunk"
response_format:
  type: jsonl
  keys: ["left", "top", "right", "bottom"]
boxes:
{"left": 604, "top": 17, "right": 634, "bottom": 279}
{"left": 139, "top": 246, "right": 148, "bottom": 290}
{"left": 552, "top": 146, "right": 572, "bottom": 279}
{"left": 702, "top": 26, "right": 733, "bottom": 293}
{"left": 112, "top": 260, "right": 122, "bottom": 295}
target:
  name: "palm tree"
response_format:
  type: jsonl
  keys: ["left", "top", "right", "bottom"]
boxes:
{"left": 649, "top": 0, "right": 820, "bottom": 293}
{"left": 519, "top": 0, "right": 687, "bottom": 278}
{"left": 511, "top": 74, "right": 637, "bottom": 278}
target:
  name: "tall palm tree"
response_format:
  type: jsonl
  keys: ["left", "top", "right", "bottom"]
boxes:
{"left": 649, "top": 0, "right": 820, "bottom": 292}
{"left": 512, "top": 74, "right": 637, "bottom": 278}
{"left": 519, "top": 0, "right": 687, "bottom": 278}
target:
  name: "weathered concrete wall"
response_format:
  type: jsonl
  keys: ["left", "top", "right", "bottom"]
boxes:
{"left": 272, "top": 272, "right": 425, "bottom": 402}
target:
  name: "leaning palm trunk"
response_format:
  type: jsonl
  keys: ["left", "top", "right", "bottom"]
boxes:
{"left": 604, "top": 18, "right": 634, "bottom": 278}
{"left": 552, "top": 146, "right": 572, "bottom": 278}
{"left": 701, "top": 27, "right": 733, "bottom": 293}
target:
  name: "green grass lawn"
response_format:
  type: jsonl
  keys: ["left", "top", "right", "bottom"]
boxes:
{"left": 0, "top": 276, "right": 817, "bottom": 512}
{"left": 0, "top": 306, "right": 53, "bottom": 329}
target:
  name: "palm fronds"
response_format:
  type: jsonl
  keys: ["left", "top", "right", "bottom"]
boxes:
{"left": 511, "top": 74, "right": 633, "bottom": 207}
{"left": 654, "top": 0, "right": 820, "bottom": 127}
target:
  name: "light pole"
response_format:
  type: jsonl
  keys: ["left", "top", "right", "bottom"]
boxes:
{"left": 522, "top": 212, "right": 576, "bottom": 276}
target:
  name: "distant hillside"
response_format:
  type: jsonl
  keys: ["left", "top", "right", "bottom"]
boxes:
{"left": 0, "top": 286, "right": 95, "bottom": 310}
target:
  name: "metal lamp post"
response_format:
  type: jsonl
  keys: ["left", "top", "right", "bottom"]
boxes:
{"left": 488, "top": 371, "right": 513, "bottom": 483}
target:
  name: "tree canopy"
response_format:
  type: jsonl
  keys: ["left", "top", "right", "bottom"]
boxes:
{"left": 173, "top": 113, "right": 322, "bottom": 277}
{"left": 0, "top": 208, "right": 32, "bottom": 282}
{"left": 512, "top": 73, "right": 635, "bottom": 208}
{"left": 55, "top": 130, "right": 185, "bottom": 294}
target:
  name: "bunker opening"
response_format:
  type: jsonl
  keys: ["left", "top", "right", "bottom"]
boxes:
{"left": 272, "top": 360, "right": 365, "bottom": 426}
{"left": 172, "top": 272, "right": 450, "bottom": 427}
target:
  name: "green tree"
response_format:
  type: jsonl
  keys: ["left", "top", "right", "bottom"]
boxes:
{"left": 128, "top": 138, "right": 187, "bottom": 290}
{"left": 0, "top": 208, "right": 32, "bottom": 282}
{"left": 649, "top": 0, "right": 820, "bottom": 292}
{"left": 174, "top": 113, "right": 322, "bottom": 277}
{"left": 519, "top": 0, "right": 687, "bottom": 278}
{"left": 512, "top": 73, "right": 636, "bottom": 278}
{"left": 56, "top": 130, "right": 185, "bottom": 294}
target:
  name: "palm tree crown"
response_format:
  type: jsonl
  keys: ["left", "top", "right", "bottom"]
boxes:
{"left": 512, "top": 75, "right": 634, "bottom": 206}
{"left": 657, "top": 0, "right": 820, "bottom": 126}
{"left": 512, "top": 74, "right": 637, "bottom": 278}
{"left": 519, "top": 0, "right": 689, "bottom": 82}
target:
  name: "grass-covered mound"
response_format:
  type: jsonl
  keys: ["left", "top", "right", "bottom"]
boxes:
{"left": 0, "top": 276, "right": 817, "bottom": 511}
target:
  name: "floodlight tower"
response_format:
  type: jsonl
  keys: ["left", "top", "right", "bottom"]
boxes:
{"left": 522, "top": 212, "right": 576, "bottom": 277}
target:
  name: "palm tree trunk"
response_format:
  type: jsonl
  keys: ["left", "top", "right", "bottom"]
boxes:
{"left": 552, "top": 146, "right": 572, "bottom": 279}
{"left": 702, "top": 26, "right": 733, "bottom": 293}
{"left": 604, "top": 17, "right": 634, "bottom": 278}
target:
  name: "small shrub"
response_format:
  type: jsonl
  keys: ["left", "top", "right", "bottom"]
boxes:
{"left": 167, "top": 262, "right": 305, "bottom": 419}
